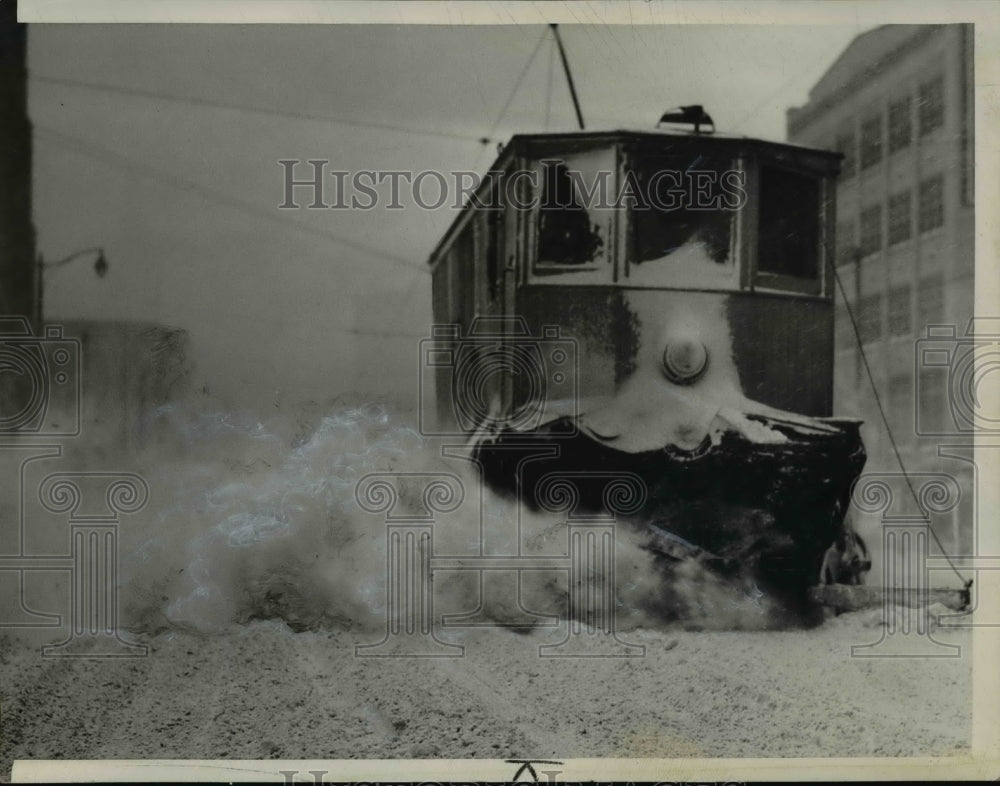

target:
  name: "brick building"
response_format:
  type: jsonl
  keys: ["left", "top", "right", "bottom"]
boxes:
{"left": 787, "top": 24, "right": 975, "bottom": 555}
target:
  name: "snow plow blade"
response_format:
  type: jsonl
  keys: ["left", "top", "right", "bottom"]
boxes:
{"left": 474, "top": 414, "right": 867, "bottom": 605}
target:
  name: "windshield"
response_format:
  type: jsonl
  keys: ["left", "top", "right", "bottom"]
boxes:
{"left": 627, "top": 152, "right": 744, "bottom": 282}
{"left": 535, "top": 147, "right": 614, "bottom": 270}
{"left": 757, "top": 164, "right": 821, "bottom": 280}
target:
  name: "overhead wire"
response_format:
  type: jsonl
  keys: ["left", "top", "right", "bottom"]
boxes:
{"left": 31, "top": 34, "right": 556, "bottom": 344}
{"left": 30, "top": 72, "right": 491, "bottom": 145}
{"left": 32, "top": 129, "right": 428, "bottom": 338}
{"left": 30, "top": 27, "right": 575, "bottom": 343}
{"left": 471, "top": 31, "right": 551, "bottom": 173}
{"left": 731, "top": 38, "right": 852, "bottom": 134}
{"left": 33, "top": 143, "right": 427, "bottom": 341}
{"left": 486, "top": 32, "right": 551, "bottom": 141}
{"left": 33, "top": 124, "right": 425, "bottom": 275}
{"left": 382, "top": 29, "right": 555, "bottom": 340}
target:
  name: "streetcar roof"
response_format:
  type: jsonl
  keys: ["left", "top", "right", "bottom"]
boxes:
{"left": 427, "top": 128, "right": 841, "bottom": 268}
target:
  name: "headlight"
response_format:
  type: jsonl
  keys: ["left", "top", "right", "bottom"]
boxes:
{"left": 661, "top": 337, "right": 708, "bottom": 384}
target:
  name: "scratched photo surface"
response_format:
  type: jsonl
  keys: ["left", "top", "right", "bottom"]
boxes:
{"left": 0, "top": 12, "right": 980, "bottom": 778}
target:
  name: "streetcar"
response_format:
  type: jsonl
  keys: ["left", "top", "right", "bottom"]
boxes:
{"left": 424, "top": 108, "right": 868, "bottom": 609}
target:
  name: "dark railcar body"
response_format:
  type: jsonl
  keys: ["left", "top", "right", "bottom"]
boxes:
{"left": 425, "top": 127, "right": 864, "bottom": 606}
{"left": 429, "top": 130, "right": 841, "bottom": 426}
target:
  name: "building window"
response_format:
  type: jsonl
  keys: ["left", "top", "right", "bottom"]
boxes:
{"left": 888, "top": 96, "right": 912, "bottom": 152}
{"left": 860, "top": 114, "right": 883, "bottom": 170}
{"left": 918, "top": 366, "right": 947, "bottom": 434}
{"left": 887, "top": 284, "right": 912, "bottom": 337}
{"left": 858, "top": 293, "right": 882, "bottom": 344}
{"left": 836, "top": 304, "right": 855, "bottom": 349}
{"left": 859, "top": 204, "right": 882, "bottom": 256}
{"left": 918, "top": 75, "right": 945, "bottom": 136}
{"left": 835, "top": 130, "right": 856, "bottom": 179}
{"left": 918, "top": 174, "right": 944, "bottom": 233}
{"left": 917, "top": 274, "right": 945, "bottom": 328}
{"left": 887, "top": 191, "right": 912, "bottom": 246}
{"left": 836, "top": 219, "right": 856, "bottom": 265}
{"left": 887, "top": 373, "right": 913, "bottom": 432}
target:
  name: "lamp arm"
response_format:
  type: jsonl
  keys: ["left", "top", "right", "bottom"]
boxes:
{"left": 41, "top": 247, "right": 104, "bottom": 269}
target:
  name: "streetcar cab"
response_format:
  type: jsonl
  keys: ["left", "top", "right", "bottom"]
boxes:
{"left": 427, "top": 115, "right": 842, "bottom": 441}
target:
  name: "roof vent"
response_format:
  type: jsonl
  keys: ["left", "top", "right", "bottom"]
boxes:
{"left": 657, "top": 105, "right": 715, "bottom": 134}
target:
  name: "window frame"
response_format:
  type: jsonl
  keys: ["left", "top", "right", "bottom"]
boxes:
{"left": 622, "top": 147, "right": 745, "bottom": 291}
{"left": 918, "top": 75, "right": 945, "bottom": 137}
{"left": 887, "top": 190, "right": 913, "bottom": 246}
{"left": 888, "top": 95, "right": 912, "bottom": 153}
{"left": 859, "top": 113, "right": 884, "bottom": 171}
{"left": 858, "top": 292, "right": 883, "bottom": 344}
{"left": 887, "top": 284, "right": 913, "bottom": 337}
{"left": 526, "top": 145, "right": 619, "bottom": 285}
{"left": 746, "top": 157, "right": 830, "bottom": 297}
{"left": 917, "top": 273, "right": 945, "bottom": 329}
{"left": 859, "top": 203, "right": 883, "bottom": 258}
{"left": 836, "top": 217, "right": 857, "bottom": 266}
{"left": 918, "top": 173, "right": 945, "bottom": 234}
{"left": 835, "top": 129, "right": 856, "bottom": 179}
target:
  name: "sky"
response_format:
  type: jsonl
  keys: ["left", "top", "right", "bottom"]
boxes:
{"left": 26, "top": 21, "right": 873, "bottom": 410}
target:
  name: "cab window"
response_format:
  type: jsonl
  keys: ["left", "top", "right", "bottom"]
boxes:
{"left": 624, "top": 151, "right": 743, "bottom": 288}
{"left": 534, "top": 147, "right": 615, "bottom": 272}
{"left": 537, "top": 160, "right": 603, "bottom": 265}
{"left": 757, "top": 165, "right": 821, "bottom": 281}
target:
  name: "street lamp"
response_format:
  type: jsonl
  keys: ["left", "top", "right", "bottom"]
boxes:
{"left": 36, "top": 247, "right": 108, "bottom": 325}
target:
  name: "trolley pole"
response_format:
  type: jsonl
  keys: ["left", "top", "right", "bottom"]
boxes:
{"left": 550, "top": 24, "right": 585, "bottom": 131}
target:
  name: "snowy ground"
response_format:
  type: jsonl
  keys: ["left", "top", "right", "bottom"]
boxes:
{"left": 0, "top": 610, "right": 972, "bottom": 781}
{"left": 0, "top": 405, "right": 976, "bottom": 779}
